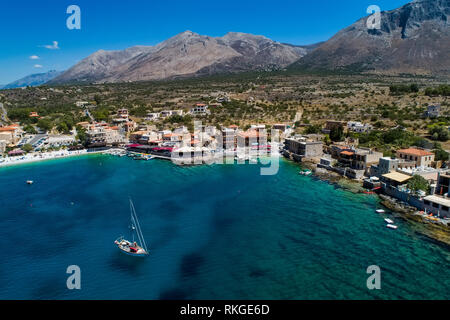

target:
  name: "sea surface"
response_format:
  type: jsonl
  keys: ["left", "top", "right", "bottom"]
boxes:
{"left": 0, "top": 154, "right": 449, "bottom": 300}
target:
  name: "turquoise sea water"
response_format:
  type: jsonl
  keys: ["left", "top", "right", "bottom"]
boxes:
{"left": 0, "top": 155, "right": 449, "bottom": 300}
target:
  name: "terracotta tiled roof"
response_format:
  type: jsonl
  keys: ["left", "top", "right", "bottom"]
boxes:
{"left": 397, "top": 148, "right": 434, "bottom": 157}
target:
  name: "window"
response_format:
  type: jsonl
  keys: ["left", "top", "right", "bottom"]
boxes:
{"left": 424, "top": 200, "right": 430, "bottom": 205}
{"left": 432, "top": 202, "right": 439, "bottom": 208}
{"left": 442, "top": 206, "right": 449, "bottom": 212}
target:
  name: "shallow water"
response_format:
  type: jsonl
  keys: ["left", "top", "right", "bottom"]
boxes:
{"left": 0, "top": 155, "right": 449, "bottom": 299}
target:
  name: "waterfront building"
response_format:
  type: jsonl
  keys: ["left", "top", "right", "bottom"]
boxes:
{"left": 284, "top": 137, "right": 323, "bottom": 162}
{"left": 238, "top": 130, "right": 267, "bottom": 148}
{"left": 87, "top": 124, "right": 124, "bottom": 147}
{"left": 381, "top": 172, "right": 412, "bottom": 188}
{"left": 171, "top": 146, "right": 214, "bottom": 165}
{"left": 319, "top": 156, "right": 333, "bottom": 167}
{"left": 370, "top": 157, "right": 399, "bottom": 177}
{"left": 436, "top": 171, "right": 450, "bottom": 196}
{"left": 0, "top": 124, "right": 21, "bottom": 145}
{"left": 398, "top": 166, "right": 439, "bottom": 184}
{"left": 221, "top": 127, "right": 238, "bottom": 150}
{"left": 130, "top": 131, "right": 148, "bottom": 143}
{"left": 352, "top": 148, "right": 383, "bottom": 171}
{"left": 46, "top": 135, "right": 76, "bottom": 148}
{"left": 396, "top": 148, "right": 435, "bottom": 168}
{"left": 423, "top": 195, "right": 450, "bottom": 218}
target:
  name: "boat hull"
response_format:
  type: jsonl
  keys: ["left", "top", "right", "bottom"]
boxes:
{"left": 118, "top": 248, "right": 149, "bottom": 257}
{"left": 115, "top": 239, "right": 149, "bottom": 257}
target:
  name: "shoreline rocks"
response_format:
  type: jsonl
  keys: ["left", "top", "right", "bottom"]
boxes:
{"left": 301, "top": 160, "right": 450, "bottom": 247}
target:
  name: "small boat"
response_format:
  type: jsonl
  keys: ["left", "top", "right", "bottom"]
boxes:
{"left": 384, "top": 218, "right": 394, "bottom": 224}
{"left": 376, "top": 209, "right": 386, "bottom": 214}
{"left": 26, "top": 180, "right": 33, "bottom": 185}
{"left": 115, "top": 199, "right": 149, "bottom": 257}
{"left": 386, "top": 224, "right": 398, "bottom": 230}
{"left": 299, "top": 169, "right": 312, "bottom": 176}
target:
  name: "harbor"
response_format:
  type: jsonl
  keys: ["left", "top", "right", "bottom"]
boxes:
{"left": 1, "top": 155, "right": 449, "bottom": 299}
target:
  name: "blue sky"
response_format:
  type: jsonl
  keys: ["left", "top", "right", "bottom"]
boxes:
{"left": 0, "top": 0, "right": 411, "bottom": 84}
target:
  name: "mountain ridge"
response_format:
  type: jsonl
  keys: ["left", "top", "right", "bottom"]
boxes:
{"left": 289, "top": 0, "right": 450, "bottom": 75}
{"left": 2, "top": 70, "right": 63, "bottom": 89}
{"left": 49, "top": 31, "right": 316, "bottom": 85}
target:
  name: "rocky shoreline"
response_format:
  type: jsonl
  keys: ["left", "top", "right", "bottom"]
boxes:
{"left": 300, "top": 161, "right": 450, "bottom": 247}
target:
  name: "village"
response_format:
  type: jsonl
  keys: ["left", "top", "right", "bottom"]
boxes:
{"left": 1, "top": 96, "right": 450, "bottom": 228}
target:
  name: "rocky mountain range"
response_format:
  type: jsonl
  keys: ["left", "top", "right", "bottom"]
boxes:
{"left": 10, "top": 0, "right": 448, "bottom": 87}
{"left": 49, "top": 32, "right": 315, "bottom": 85}
{"left": 2, "top": 70, "right": 63, "bottom": 89}
{"left": 289, "top": 0, "right": 450, "bottom": 75}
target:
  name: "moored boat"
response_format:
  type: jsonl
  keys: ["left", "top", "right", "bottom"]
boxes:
{"left": 386, "top": 224, "right": 398, "bottom": 230}
{"left": 376, "top": 209, "right": 386, "bottom": 213}
{"left": 384, "top": 218, "right": 394, "bottom": 224}
{"left": 299, "top": 169, "right": 312, "bottom": 176}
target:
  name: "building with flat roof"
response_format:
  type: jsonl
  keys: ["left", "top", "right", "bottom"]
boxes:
{"left": 381, "top": 172, "right": 412, "bottom": 187}
{"left": 423, "top": 195, "right": 450, "bottom": 217}
{"left": 370, "top": 157, "right": 399, "bottom": 177}
{"left": 284, "top": 137, "right": 323, "bottom": 161}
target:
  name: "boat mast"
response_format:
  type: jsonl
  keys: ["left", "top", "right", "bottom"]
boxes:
{"left": 129, "top": 199, "right": 148, "bottom": 252}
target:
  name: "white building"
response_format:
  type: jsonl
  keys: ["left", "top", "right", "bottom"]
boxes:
{"left": 145, "top": 112, "right": 160, "bottom": 121}
{"left": 46, "top": 135, "right": 76, "bottom": 147}
{"left": 75, "top": 101, "right": 90, "bottom": 107}
{"left": 191, "top": 104, "right": 209, "bottom": 115}
{"left": 347, "top": 121, "right": 373, "bottom": 133}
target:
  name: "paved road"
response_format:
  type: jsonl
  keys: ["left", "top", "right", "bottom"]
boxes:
{"left": 29, "top": 134, "right": 46, "bottom": 145}
{"left": 85, "top": 108, "right": 95, "bottom": 122}
{"left": 0, "top": 103, "right": 7, "bottom": 123}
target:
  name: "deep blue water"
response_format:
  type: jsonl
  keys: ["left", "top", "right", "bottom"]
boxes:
{"left": 0, "top": 155, "right": 449, "bottom": 300}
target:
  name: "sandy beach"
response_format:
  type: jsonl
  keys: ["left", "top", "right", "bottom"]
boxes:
{"left": 0, "top": 149, "right": 103, "bottom": 168}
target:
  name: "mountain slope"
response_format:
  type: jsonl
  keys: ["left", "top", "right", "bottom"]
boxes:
{"left": 3, "top": 70, "right": 63, "bottom": 89}
{"left": 50, "top": 31, "right": 314, "bottom": 84}
{"left": 289, "top": 0, "right": 450, "bottom": 75}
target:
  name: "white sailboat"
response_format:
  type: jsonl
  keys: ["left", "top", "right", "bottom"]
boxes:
{"left": 114, "top": 199, "right": 149, "bottom": 257}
